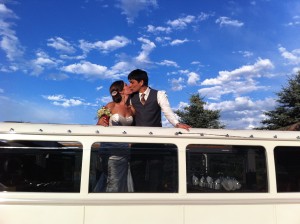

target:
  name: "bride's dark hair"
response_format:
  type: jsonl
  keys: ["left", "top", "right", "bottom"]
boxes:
{"left": 109, "top": 80, "right": 124, "bottom": 103}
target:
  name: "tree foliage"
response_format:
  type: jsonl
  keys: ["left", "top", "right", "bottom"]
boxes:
{"left": 259, "top": 71, "right": 300, "bottom": 130}
{"left": 175, "top": 94, "right": 225, "bottom": 129}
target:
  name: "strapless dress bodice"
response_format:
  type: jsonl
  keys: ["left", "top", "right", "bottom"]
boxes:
{"left": 109, "top": 114, "right": 133, "bottom": 126}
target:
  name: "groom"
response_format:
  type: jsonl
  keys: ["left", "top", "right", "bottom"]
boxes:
{"left": 128, "top": 68, "right": 190, "bottom": 130}
{"left": 127, "top": 69, "right": 190, "bottom": 192}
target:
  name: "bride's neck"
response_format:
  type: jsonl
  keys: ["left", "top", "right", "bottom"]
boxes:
{"left": 119, "top": 95, "right": 129, "bottom": 104}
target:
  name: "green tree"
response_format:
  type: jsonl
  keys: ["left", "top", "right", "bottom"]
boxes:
{"left": 259, "top": 71, "right": 300, "bottom": 130}
{"left": 175, "top": 94, "right": 225, "bottom": 128}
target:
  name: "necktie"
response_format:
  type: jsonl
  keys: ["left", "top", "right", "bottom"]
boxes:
{"left": 141, "top": 93, "right": 146, "bottom": 105}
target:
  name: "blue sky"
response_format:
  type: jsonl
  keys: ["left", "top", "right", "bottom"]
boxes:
{"left": 1, "top": 0, "right": 300, "bottom": 129}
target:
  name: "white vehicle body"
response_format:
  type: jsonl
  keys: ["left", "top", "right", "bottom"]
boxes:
{"left": 1, "top": 122, "right": 300, "bottom": 224}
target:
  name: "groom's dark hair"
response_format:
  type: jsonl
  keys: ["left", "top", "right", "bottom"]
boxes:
{"left": 128, "top": 69, "right": 148, "bottom": 86}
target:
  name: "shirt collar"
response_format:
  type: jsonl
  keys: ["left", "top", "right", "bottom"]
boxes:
{"left": 140, "top": 87, "right": 150, "bottom": 96}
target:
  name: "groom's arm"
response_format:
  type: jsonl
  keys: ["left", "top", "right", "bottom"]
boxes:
{"left": 157, "top": 91, "right": 190, "bottom": 131}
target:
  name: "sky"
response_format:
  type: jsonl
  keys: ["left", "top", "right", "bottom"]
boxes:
{"left": 1, "top": 0, "right": 300, "bottom": 129}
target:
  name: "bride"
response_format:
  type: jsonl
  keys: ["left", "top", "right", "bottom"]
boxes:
{"left": 96, "top": 80, "right": 135, "bottom": 192}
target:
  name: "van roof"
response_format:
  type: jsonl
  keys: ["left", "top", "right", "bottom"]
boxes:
{"left": 1, "top": 122, "right": 300, "bottom": 141}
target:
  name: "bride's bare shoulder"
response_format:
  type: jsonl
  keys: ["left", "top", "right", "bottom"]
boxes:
{"left": 106, "top": 102, "right": 115, "bottom": 110}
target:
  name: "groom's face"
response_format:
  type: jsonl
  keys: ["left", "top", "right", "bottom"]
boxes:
{"left": 129, "top": 79, "right": 143, "bottom": 93}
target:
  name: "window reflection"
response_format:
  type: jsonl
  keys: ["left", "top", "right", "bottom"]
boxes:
{"left": 275, "top": 146, "right": 300, "bottom": 192}
{"left": 0, "top": 140, "right": 82, "bottom": 192}
{"left": 186, "top": 145, "right": 267, "bottom": 193}
{"left": 89, "top": 143, "right": 178, "bottom": 193}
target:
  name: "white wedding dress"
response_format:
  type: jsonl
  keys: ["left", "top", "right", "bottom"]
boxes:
{"left": 109, "top": 114, "right": 133, "bottom": 127}
{"left": 105, "top": 114, "right": 134, "bottom": 192}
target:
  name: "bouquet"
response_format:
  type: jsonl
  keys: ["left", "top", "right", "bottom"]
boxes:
{"left": 97, "top": 106, "right": 112, "bottom": 120}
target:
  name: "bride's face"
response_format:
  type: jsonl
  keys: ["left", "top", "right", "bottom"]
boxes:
{"left": 122, "top": 83, "right": 133, "bottom": 95}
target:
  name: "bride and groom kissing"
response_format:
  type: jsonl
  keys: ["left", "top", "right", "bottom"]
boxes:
{"left": 95, "top": 69, "right": 190, "bottom": 193}
{"left": 97, "top": 68, "right": 191, "bottom": 130}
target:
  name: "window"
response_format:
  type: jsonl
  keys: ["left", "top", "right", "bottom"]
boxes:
{"left": 89, "top": 142, "right": 178, "bottom": 193}
{"left": 186, "top": 145, "right": 267, "bottom": 193}
{"left": 0, "top": 140, "right": 82, "bottom": 192}
{"left": 275, "top": 146, "right": 300, "bottom": 192}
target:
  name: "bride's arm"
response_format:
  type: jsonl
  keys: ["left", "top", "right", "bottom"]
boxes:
{"left": 96, "top": 102, "right": 114, "bottom": 126}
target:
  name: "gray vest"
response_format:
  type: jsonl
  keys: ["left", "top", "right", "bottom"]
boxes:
{"left": 131, "top": 88, "right": 162, "bottom": 127}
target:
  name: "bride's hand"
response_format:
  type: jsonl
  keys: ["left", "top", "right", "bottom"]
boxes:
{"left": 97, "top": 116, "right": 109, "bottom": 126}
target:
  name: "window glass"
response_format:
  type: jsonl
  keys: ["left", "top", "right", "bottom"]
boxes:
{"left": 89, "top": 142, "right": 178, "bottom": 193}
{"left": 275, "top": 146, "right": 300, "bottom": 192}
{"left": 0, "top": 140, "right": 82, "bottom": 192}
{"left": 186, "top": 145, "right": 267, "bottom": 193}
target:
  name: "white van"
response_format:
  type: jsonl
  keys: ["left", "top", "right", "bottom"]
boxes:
{"left": 1, "top": 122, "right": 300, "bottom": 224}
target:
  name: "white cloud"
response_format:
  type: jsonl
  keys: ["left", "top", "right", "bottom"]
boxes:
{"left": 170, "top": 77, "right": 185, "bottom": 91}
{"left": 199, "top": 59, "right": 274, "bottom": 100}
{"left": 61, "top": 60, "right": 129, "bottom": 79}
{"left": 206, "top": 96, "right": 276, "bottom": 129}
{"left": 110, "top": 61, "right": 132, "bottom": 76}
{"left": 30, "top": 50, "right": 61, "bottom": 75}
{"left": 135, "top": 37, "right": 156, "bottom": 63}
{"left": 292, "top": 67, "right": 300, "bottom": 74}
{"left": 176, "top": 101, "right": 189, "bottom": 111}
{"left": 53, "top": 99, "right": 82, "bottom": 107}
{"left": 0, "top": 3, "right": 24, "bottom": 62}
{"left": 59, "top": 54, "right": 86, "bottom": 60}
{"left": 202, "top": 58, "right": 274, "bottom": 86}
{"left": 197, "top": 12, "right": 213, "bottom": 21}
{"left": 0, "top": 88, "right": 4, "bottom": 93}
{"left": 0, "top": 3, "right": 16, "bottom": 18}
{"left": 147, "top": 14, "right": 203, "bottom": 35}
{"left": 96, "top": 86, "right": 103, "bottom": 91}
{"left": 43, "top": 94, "right": 94, "bottom": 108}
{"left": 154, "top": 36, "right": 172, "bottom": 46}
{"left": 47, "top": 37, "right": 76, "bottom": 54}
{"left": 158, "top": 60, "right": 179, "bottom": 67}
{"left": 147, "top": 25, "right": 172, "bottom": 34}
{"left": 0, "top": 34, "right": 24, "bottom": 61}
{"left": 285, "top": 15, "right": 300, "bottom": 27}
{"left": 187, "top": 72, "right": 200, "bottom": 85}
{"left": 234, "top": 50, "right": 254, "bottom": 58}
{"left": 100, "top": 95, "right": 112, "bottom": 104}
{"left": 116, "top": 0, "right": 157, "bottom": 24}
{"left": 216, "top": 16, "right": 244, "bottom": 27}
{"left": 199, "top": 79, "right": 267, "bottom": 100}
{"left": 1, "top": 63, "right": 21, "bottom": 73}
{"left": 167, "top": 15, "right": 196, "bottom": 29}
{"left": 278, "top": 46, "right": 300, "bottom": 65}
{"left": 46, "top": 94, "right": 65, "bottom": 101}
{"left": 191, "top": 61, "right": 202, "bottom": 65}
{"left": 199, "top": 85, "right": 230, "bottom": 100}
{"left": 62, "top": 61, "right": 108, "bottom": 76}
{"left": 34, "top": 51, "right": 59, "bottom": 66}
{"left": 170, "top": 38, "right": 188, "bottom": 46}
{"left": 178, "top": 69, "right": 190, "bottom": 74}
{"left": 60, "top": 36, "right": 159, "bottom": 80}
{"left": 79, "top": 36, "right": 131, "bottom": 54}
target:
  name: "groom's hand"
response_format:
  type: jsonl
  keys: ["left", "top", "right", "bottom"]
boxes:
{"left": 175, "top": 123, "right": 191, "bottom": 131}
